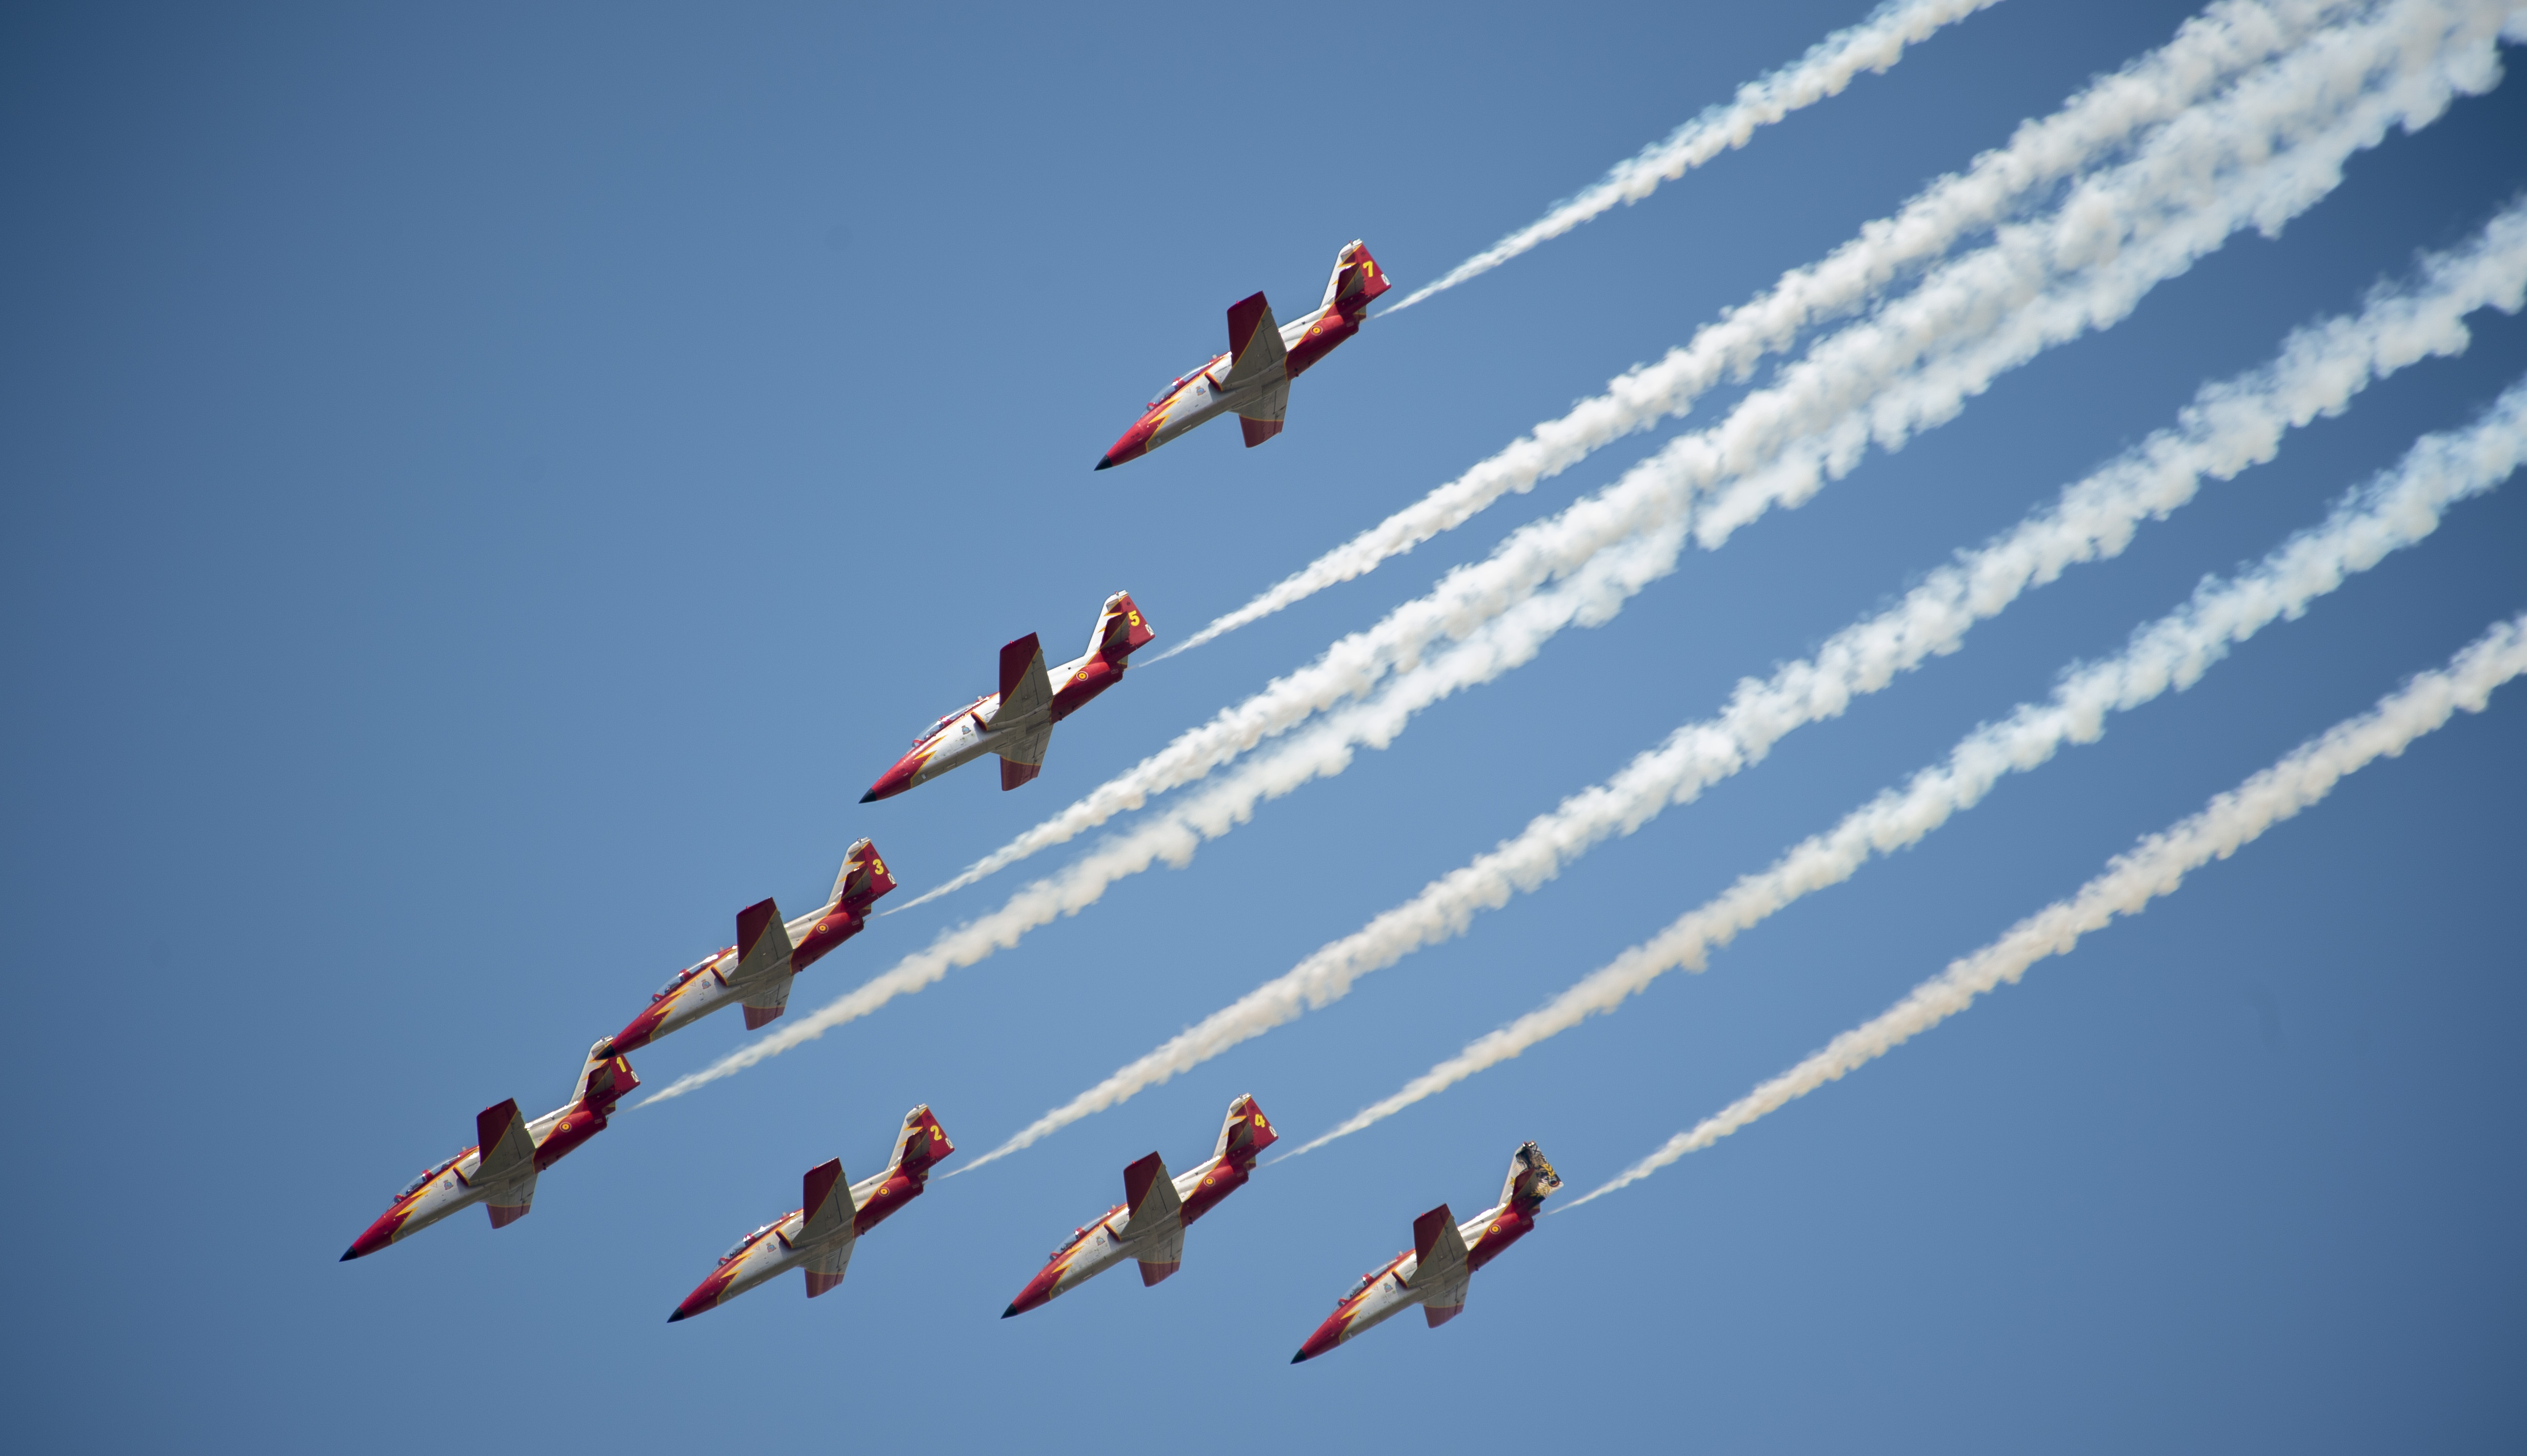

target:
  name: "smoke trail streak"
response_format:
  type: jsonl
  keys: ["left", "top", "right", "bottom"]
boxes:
{"left": 957, "top": 215, "right": 2527, "bottom": 1165}
{"left": 1283, "top": 381, "right": 2527, "bottom": 1156}
{"left": 1563, "top": 612, "right": 2527, "bottom": 1210}
{"left": 638, "top": 3, "right": 2510, "bottom": 1108}
{"left": 1379, "top": 0, "right": 2012, "bottom": 316}
{"left": 891, "top": 0, "right": 2507, "bottom": 921}
{"left": 1156, "top": 0, "right": 2368, "bottom": 663}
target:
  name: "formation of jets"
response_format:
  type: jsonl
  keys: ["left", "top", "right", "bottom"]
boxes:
{"left": 345, "top": 244, "right": 1565, "bottom": 1361}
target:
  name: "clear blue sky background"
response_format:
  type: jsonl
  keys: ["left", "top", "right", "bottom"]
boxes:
{"left": 4, "top": 3, "right": 2521, "bottom": 1451}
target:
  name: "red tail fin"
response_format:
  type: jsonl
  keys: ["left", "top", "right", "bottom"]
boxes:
{"left": 831, "top": 838, "right": 896, "bottom": 913}
{"left": 1325, "top": 241, "right": 1391, "bottom": 314}
{"left": 1096, "top": 592, "right": 1156, "bottom": 662}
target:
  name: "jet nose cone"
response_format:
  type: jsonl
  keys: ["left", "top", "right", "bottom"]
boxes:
{"left": 1001, "top": 1303, "right": 1019, "bottom": 1319}
{"left": 1290, "top": 1350, "right": 1309, "bottom": 1364}
{"left": 1094, "top": 455, "right": 1116, "bottom": 471}
{"left": 666, "top": 1309, "right": 691, "bottom": 1323}
{"left": 339, "top": 1246, "right": 360, "bottom": 1262}
{"left": 863, "top": 757, "right": 919, "bottom": 804}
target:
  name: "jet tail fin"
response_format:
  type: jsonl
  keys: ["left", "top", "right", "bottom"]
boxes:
{"left": 571, "top": 1039, "right": 641, "bottom": 1110}
{"left": 1212, "top": 1093, "right": 1277, "bottom": 1165}
{"left": 886, "top": 1105, "right": 954, "bottom": 1177}
{"left": 830, "top": 838, "right": 897, "bottom": 914}
{"left": 1092, "top": 592, "right": 1156, "bottom": 664}
{"left": 1319, "top": 240, "right": 1391, "bottom": 314}
{"left": 1498, "top": 1140, "right": 1562, "bottom": 1212}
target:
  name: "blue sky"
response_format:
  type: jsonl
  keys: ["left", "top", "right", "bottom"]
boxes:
{"left": 3, "top": 2, "right": 2522, "bottom": 1450}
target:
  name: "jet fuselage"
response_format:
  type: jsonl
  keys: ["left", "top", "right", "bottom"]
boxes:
{"left": 1004, "top": 1094, "right": 1275, "bottom": 1316}
{"left": 342, "top": 1045, "right": 638, "bottom": 1260}
{"left": 670, "top": 1107, "right": 953, "bottom": 1320}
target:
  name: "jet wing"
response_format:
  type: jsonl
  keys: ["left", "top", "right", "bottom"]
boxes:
{"left": 994, "top": 634, "right": 1053, "bottom": 725}
{"left": 993, "top": 634, "right": 1055, "bottom": 790}
{"left": 1122, "top": 1150, "right": 1183, "bottom": 1235}
{"left": 1237, "top": 380, "right": 1288, "bottom": 448}
{"left": 1135, "top": 1225, "right": 1185, "bottom": 1287}
{"left": 996, "top": 726, "right": 1051, "bottom": 791}
{"left": 1405, "top": 1204, "right": 1470, "bottom": 1320}
{"left": 795, "top": 1158, "right": 859, "bottom": 1296}
{"left": 1219, "top": 292, "right": 1286, "bottom": 391}
{"left": 471, "top": 1099, "right": 540, "bottom": 1228}
{"left": 731, "top": 898, "right": 797, "bottom": 1029}
{"left": 801, "top": 1238, "right": 855, "bottom": 1298}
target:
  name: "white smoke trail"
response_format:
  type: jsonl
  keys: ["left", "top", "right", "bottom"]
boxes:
{"left": 1379, "top": 0, "right": 2013, "bottom": 316}
{"left": 956, "top": 214, "right": 2527, "bottom": 1166}
{"left": 639, "top": 2, "right": 2511, "bottom": 1107}
{"left": 1156, "top": 0, "right": 2369, "bottom": 663}
{"left": 1563, "top": 612, "right": 2527, "bottom": 1210}
{"left": 1285, "top": 381, "right": 2527, "bottom": 1156}
{"left": 892, "top": 0, "right": 2508, "bottom": 921}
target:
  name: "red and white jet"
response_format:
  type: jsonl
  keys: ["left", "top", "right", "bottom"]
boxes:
{"left": 598, "top": 838, "right": 894, "bottom": 1056}
{"left": 1002, "top": 1094, "right": 1277, "bottom": 1317}
{"left": 1096, "top": 241, "right": 1391, "bottom": 469}
{"left": 863, "top": 592, "right": 1155, "bottom": 801}
{"left": 669, "top": 1105, "right": 954, "bottom": 1321}
{"left": 1290, "top": 1141, "right": 1560, "bottom": 1363}
{"left": 340, "top": 1041, "right": 639, "bottom": 1260}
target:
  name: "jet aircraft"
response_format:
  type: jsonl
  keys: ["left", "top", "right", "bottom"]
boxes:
{"left": 863, "top": 592, "right": 1154, "bottom": 801}
{"left": 669, "top": 1105, "right": 954, "bottom": 1321}
{"left": 1003, "top": 1094, "right": 1276, "bottom": 1317}
{"left": 1290, "top": 1141, "right": 1560, "bottom": 1362}
{"left": 341, "top": 1041, "right": 639, "bottom": 1260}
{"left": 1096, "top": 241, "right": 1390, "bottom": 469}
{"left": 597, "top": 838, "right": 894, "bottom": 1056}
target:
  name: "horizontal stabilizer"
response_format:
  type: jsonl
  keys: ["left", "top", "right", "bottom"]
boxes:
{"left": 1221, "top": 292, "right": 1286, "bottom": 389}
{"left": 472, "top": 1100, "right": 536, "bottom": 1187}
{"left": 999, "top": 756, "right": 1042, "bottom": 791}
{"left": 996, "top": 634, "right": 1053, "bottom": 727}
{"left": 1123, "top": 1150, "right": 1182, "bottom": 1232}
{"left": 1423, "top": 1299, "right": 1465, "bottom": 1328}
